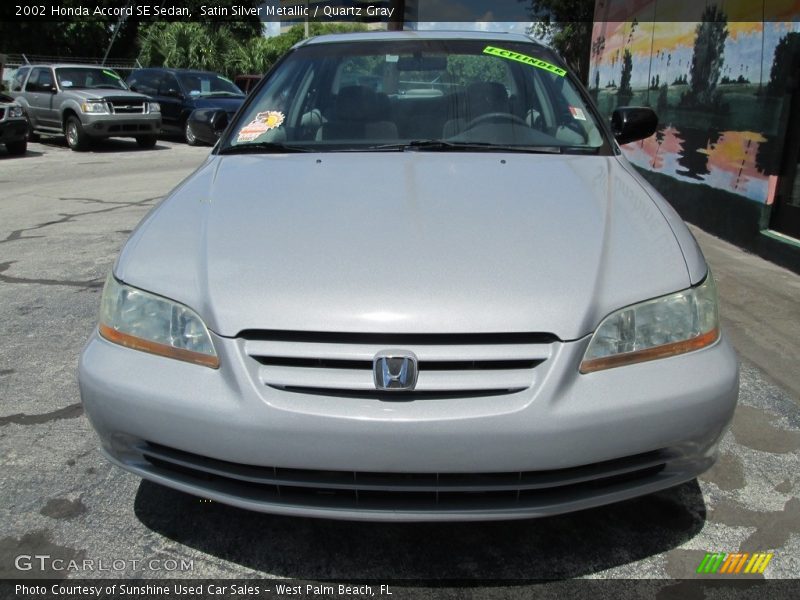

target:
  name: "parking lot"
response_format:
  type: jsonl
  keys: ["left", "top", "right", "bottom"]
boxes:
{"left": 1, "top": 136, "right": 799, "bottom": 587}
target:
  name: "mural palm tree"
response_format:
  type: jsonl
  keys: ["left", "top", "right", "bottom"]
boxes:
{"left": 617, "top": 48, "right": 633, "bottom": 106}
{"left": 767, "top": 32, "right": 800, "bottom": 97}
{"left": 681, "top": 4, "right": 729, "bottom": 110}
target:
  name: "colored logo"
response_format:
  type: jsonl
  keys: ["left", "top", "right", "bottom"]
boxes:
{"left": 696, "top": 552, "right": 773, "bottom": 574}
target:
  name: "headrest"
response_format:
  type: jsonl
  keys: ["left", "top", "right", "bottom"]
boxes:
{"left": 335, "top": 85, "right": 387, "bottom": 122}
{"left": 466, "top": 82, "right": 509, "bottom": 115}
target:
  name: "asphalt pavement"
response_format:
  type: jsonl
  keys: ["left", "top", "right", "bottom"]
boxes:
{"left": 0, "top": 137, "right": 798, "bottom": 588}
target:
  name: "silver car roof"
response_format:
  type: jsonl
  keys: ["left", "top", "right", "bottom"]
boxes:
{"left": 299, "top": 30, "right": 541, "bottom": 47}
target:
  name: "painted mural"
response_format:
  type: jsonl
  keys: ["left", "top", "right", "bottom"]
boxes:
{"left": 590, "top": 0, "right": 800, "bottom": 204}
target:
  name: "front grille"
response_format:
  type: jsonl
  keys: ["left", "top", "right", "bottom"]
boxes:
{"left": 239, "top": 330, "right": 557, "bottom": 396}
{"left": 108, "top": 99, "right": 146, "bottom": 114}
{"left": 140, "top": 442, "right": 669, "bottom": 512}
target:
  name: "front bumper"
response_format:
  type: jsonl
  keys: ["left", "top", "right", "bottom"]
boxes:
{"left": 0, "top": 118, "right": 27, "bottom": 143}
{"left": 79, "top": 330, "right": 739, "bottom": 521}
{"left": 81, "top": 113, "right": 161, "bottom": 138}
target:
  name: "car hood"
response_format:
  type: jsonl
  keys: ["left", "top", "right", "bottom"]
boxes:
{"left": 191, "top": 96, "right": 245, "bottom": 111}
{"left": 116, "top": 152, "right": 697, "bottom": 340}
{"left": 66, "top": 89, "right": 149, "bottom": 101}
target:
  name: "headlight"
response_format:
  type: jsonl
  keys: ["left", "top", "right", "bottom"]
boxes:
{"left": 98, "top": 274, "right": 219, "bottom": 369}
{"left": 8, "top": 105, "right": 24, "bottom": 118}
{"left": 81, "top": 101, "right": 108, "bottom": 113}
{"left": 148, "top": 102, "right": 160, "bottom": 113}
{"left": 580, "top": 272, "right": 720, "bottom": 373}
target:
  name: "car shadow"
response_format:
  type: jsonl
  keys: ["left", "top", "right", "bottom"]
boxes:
{"left": 33, "top": 136, "right": 169, "bottom": 152}
{"left": 0, "top": 148, "right": 45, "bottom": 159}
{"left": 134, "top": 479, "right": 706, "bottom": 579}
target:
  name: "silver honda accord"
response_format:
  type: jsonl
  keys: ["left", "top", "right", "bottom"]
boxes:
{"left": 79, "top": 31, "right": 739, "bottom": 521}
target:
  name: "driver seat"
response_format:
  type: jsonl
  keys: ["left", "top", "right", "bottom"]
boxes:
{"left": 443, "top": 81, "right": 509, "bottom": 138}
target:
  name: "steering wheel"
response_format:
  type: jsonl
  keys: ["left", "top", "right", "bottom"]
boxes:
{"left": 465, "top": 112, "right": 528, "bottom": 130}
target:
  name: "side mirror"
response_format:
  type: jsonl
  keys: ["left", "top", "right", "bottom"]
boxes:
{"left": 166, "top": 88, "right": 183, "bottom": 99}
{"left": 129, "top": 85, "right": 138, "bottom": 92}
{"left": 210, "top": 109, "right": 229, "bottom": 134}
{"left": 611, "top": 107, "right": 658, "bottom": 145}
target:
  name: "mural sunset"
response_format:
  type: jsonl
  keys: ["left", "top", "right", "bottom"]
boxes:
{"left": 590, "top": 0, "right": 800, "bottom": 205}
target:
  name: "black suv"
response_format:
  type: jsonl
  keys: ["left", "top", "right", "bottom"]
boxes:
{"left": 126, "top": 68, "right": 245, "bottom": 144}
{"left": 0, "top": 93, "right": 28, "bottom": 155}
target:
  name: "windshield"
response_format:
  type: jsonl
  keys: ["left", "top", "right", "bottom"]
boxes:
{"left": 220, "top": 39, "right": 608, "bottom": 154}
{"left": 55, "top": 67, "right": 128, "bottom": 90}
{"left": 178, "top": 73, "right": 244, "bottom": 97}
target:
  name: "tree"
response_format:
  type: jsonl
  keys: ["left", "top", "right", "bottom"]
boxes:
{"left": 767, "top": 32, "right": 800, "bottom": 96}
{"left": 0, "top": 9, "right": 141, "bottom": 59}
{"left": 657, "top": 83, "right": 669, "bottom": 113}
{"left": 447, "top": 55, "right": 508, "bottom": 86}
{"left": 388, "top": 0, "right": 405, "bottom": 31}
{"left": 227, "top": 23, "right": 367, "bottom": 75}
{"left": 138, "top": 23, "right": 238, "bottom": 74}
{"left": 147, "top": 0, "right": 263, "bottom": 43}
{"left": 617, "top": 48, "right": 633, "bottom": 106}
{"left": 590, "top": 33, "right": 605, "bottom": 94}
{"left": 138, "top": 22, "right": 368, "bottom": 77}
{"left": 0, "top": 0, "right": 261, "bottom": 62}
{"left": 681, "top": 4, "right": 728, "bottom": 108}
{"left": 520, "top": 0, "right": 596, "bottom": 84}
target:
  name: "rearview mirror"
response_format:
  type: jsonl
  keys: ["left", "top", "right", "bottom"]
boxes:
{"left": 397, "top": 55, "right": 448, "bottom": 71}
{"left": 611, "top": 107, "right": 658, "bottom": 145}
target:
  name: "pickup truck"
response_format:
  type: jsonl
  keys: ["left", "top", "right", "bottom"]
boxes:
{"left": 0, "top": 93, "right": 28, "bottom": 155}
{"left": 11, "top": 64, "right": 161, "bottom": 150}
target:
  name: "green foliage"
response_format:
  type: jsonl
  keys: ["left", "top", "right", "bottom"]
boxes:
{"left": 1, "top": 0, "right": 255, "bottom": 60}
{"left": 156, "top": 0, "right": 262, "bottom": 42}
{"left": 447, "top": 56, "right": 507, "bottom": 86}
{"left": 522, "top": 0, "right": 595, "bottom": 83}
{"left": 138, "top": 22, "right": 367, "bottom": 77}
{"left": 138, "top": 23, "right": 238, "bottom": 73}
{"left": 0, "top": 12, "right": 140, "bottom": 58}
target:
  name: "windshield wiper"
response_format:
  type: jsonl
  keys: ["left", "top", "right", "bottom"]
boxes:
{"left": 559, "top": 146, "right": 602, "bottom": 155}
{"left": 369, "top": 139, "right": 563, "bottom": 154}
{"left": 218, "top": 142, "right": 313, "bottom": 155}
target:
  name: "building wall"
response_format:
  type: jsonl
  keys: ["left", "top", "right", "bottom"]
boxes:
{"left": 589, "top": 0, "right": 800, "bottom": 269}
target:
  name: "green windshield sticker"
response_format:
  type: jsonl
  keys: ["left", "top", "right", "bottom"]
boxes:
{"left": 483, "top": 46, "right": 566, "bottom": 77}
{"left": 103, "top": 69, "right": 121, "bottom": 79}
